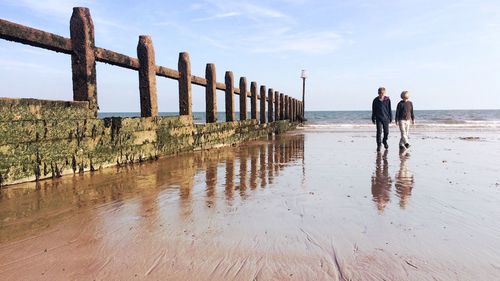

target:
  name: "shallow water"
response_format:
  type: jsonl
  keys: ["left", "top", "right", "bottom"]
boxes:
{"left": 1, "top": 129, "right": 499, "bottom": 280}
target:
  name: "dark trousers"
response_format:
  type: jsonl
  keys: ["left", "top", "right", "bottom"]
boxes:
{"left": 376, "top": 119, "right": 389, "bottom": 146}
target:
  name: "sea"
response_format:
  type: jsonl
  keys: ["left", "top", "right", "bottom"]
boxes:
{"left": 98, "top": 110, "right": 500, "bottom": 130}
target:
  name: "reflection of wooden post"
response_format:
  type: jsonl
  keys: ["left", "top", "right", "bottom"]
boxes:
{"left": 268, "top": 88, "right": 274, "bottom": 122}
{"left": 225, "top": 71, "right": 235, "bottom": 122}
{"left": 239, "top": 77, "right": 247, "bottom": 121}
{"left": 279, "top": 93, "right": 284, "bottom": 120}
{"left": 206, "top": 164, "right": 217, "bottom": 199}
{"left": 205, "top": 63, "right": 217, "bottom": 123}
{"left": 225, "top": 159, "right": 234, "bottom": 200}
{"left": 239, "top": 153, "right": 248, "bottom": 195}
{"left": 259, "top": 144, "right": 267, "bottom": 187}
{"left": 274, "top": 142, "right": 280, "bottom": 174}
{"left": 260, "top": 85, "right": 266, "bottom": 124}
{"left": 267, "top": 143, "right": 274, "bottom": 182}
{"left": 178, "top": 52, "right": 192, "bottom": 116}
{"left": 274, "top": 91, "right": 279, "bottom": 121}
{"left": 137, "top": 35, "right": 158, "bottom": 117}
{"left": 250, "top": 148, "right": 257, "bottom": 189}
{"left": 70, "top": 7, "right": 97, "bottom": 116}
{"left": 251, "top": 82, "right": 258, "bottom": 120}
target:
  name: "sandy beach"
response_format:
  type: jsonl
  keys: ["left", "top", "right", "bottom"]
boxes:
{"left": 1, "top": 127, "right": 499, "bottom": 280}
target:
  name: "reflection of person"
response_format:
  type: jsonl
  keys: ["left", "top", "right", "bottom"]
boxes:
{"left": 395, "top": 91, "right": 415, "bottom": 150}
{"left": 395, "top": 150, "right": 414, "bottom": 209}
{"left": 372, "top": 87, "right": 393, "bottom": 152}
{"left": 371, "top": 150, "right": 392, "bottom": 212}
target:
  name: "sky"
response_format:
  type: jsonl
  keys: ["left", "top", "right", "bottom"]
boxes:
{"left": 1, "top": 0, "right": 500, "bottom": 112}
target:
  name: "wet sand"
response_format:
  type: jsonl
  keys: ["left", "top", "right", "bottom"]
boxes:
{"left": 1, "top": 128, "right": 500, "bottom": 280}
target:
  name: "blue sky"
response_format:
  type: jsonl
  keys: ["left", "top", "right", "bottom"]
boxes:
{"left": 1, "top": 0, "right": 499, "bottom": 111}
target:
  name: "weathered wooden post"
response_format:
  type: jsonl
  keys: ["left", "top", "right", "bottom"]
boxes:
{"left": 178, "top": 52, "right": 192, "bottom": 116}
{"left": 268, "top": 88, "right": 274, "bottom": 122}
{"left": 297, "top": 100, "right": 302, "bottom": 121}
{"left": 293, "top": 99, "right": 297, "bottom": 122}
{"left": 279, "top": 93, "right": 284, "bottom": 120}
{"left": 137, "top": 35, "right": 158, "bottom": 117}
{"left": 205, "top": 63, "right": 217, "bottom": 123}
{"left": 288, "top": 97, "right": 292, "bottom": 121}
{"left": 297, "top": 99, "right": 300, "bottom": 121}
{"left": 301, "top": 101, "right": 304, "bottom": 119}
{"left": 239, "top": 77, "right": 247, "bottom": 121}
{"left": 225, "top": 71, "right": 235, "bottom": 122}
{"left": 287, "top": 96, "right": 291, "bottom": 121}
{"left": 297, "top": 100, "right": 300, "bottom": 120}
{"left": 296, "top": 99, "right": 299, "bottom": 121}
{"left": 274, "top": 91, "right": 280, "bottom": 121}
{"left": 260, "top": 85, "right": 266, "bottom": 124}
{"left": 70, "top": 7, "right": 97, "bottom": 117}
{"left": 298, "top": 100, "right": 301, "bottom": 119}
{"left": 288, "top": 97, "right": 291, "bottom": 120}
{"left": 250, "top": 81, "right": 258, "bottom": 120}
{"left": 283, "top": 95, "right": 290, "bottom": 119}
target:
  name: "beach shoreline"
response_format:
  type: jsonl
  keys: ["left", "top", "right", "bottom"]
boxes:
{"left": 1, "top": 127, "right": 499, "bottom": 280}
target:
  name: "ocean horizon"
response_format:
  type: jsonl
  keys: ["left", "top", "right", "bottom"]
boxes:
{"left": 98, "top": 109, "right": 500, "bottom": 129}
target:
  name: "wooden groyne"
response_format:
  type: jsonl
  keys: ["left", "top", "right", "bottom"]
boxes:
{"left": 0, "top": 7, "right": 303, "bottom": 187}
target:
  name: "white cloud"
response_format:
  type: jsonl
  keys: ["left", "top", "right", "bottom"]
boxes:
{"left": 193, "top": 12, "right": 240, "bottom": 22}
{"left": 251, "top": 31, "right": 345, "bottom": 54}
{"left": 4, "top": 0, "right": 131, "bottom": 31}
{"left": 0, "top": 58, "right": 65, "bottom": 74}
{"left": 184, "top": 0, "right": 345, "bottom": 55}
{"left": 4, "top": 0, "right": 94, "bottom": 19}
{"left": 197, "top": 0, "right": 288, "bottom": 21}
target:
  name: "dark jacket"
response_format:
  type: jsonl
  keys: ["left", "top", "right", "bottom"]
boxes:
{"left": 395, "top": 100, "right": 415, "bottom": 121}
{"left": 372, "top": 96, "right": 392, "bottom": 123}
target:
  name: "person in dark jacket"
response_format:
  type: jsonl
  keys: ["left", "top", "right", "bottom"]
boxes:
{"left": 372, "top": 87, "right": 392, "bottom": 151}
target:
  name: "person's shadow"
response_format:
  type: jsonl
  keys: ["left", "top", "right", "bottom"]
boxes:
{"left": 395, "top": 150, "right": 414, "bottom": 209}
{"left": 371, "top": 150, "right": 392, "bottom": 212}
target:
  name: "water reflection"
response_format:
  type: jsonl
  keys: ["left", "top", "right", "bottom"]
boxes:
{"left": 395, "top": 151, "right": 414, "bottom": 209}
{"left": 371, "top": 150, "right": 392, "bottom": 212}
{"left": 0, "top": 134, "right": 305, "bottom": 243}
{"left": 371, "top": 149, "right": 415, "bottom": 212}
